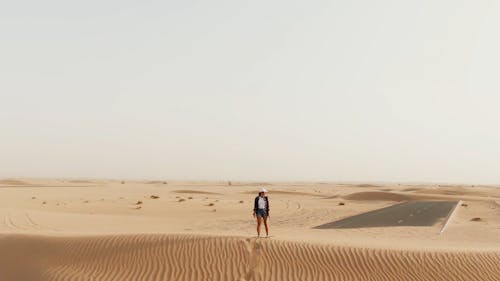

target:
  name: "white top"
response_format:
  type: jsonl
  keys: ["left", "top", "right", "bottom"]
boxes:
{"left": 258, "top": 197, "right": 267, "bottom": 209}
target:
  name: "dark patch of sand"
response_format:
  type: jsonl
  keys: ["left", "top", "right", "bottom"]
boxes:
{"left": 173, "top": 190, "right": 220, "bottom": 195}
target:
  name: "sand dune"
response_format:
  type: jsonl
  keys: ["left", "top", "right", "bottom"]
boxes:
{"left": 413, "top": 187, "right": 499, "bottom": 198}
{"left": 67, "top": 180, "right": 95, "bottom": 184}
{"left": 0, "top": 179, "right": 28, "bottom": 185}
{"left": 355, "top": 184, "right": 381, "bottom": 188}
{"left": 242, "top": 190, "right": 323, "bottom": 196}
{"left": 0, "top": 234, "right": 498, "bottom": 281}
{"left": 343, "top": 191, "right": 430, "bottom": 201}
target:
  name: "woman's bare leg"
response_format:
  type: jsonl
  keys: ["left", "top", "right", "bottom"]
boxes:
{"left": 257, "top": 216, "right": 263, "bottom": 237}
{"left": 263, "top": 216, "right": 269, "bottom": 236}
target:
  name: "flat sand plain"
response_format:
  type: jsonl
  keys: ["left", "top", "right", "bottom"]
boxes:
{"left": 0, "top": 179, "right": 499, "bottom": 280}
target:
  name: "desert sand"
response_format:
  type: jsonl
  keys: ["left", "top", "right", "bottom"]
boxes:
{"left": 0, "top": 179, "right": 499, "bottom": 280}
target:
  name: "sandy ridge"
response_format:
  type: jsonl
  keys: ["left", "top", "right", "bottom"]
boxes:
{"left": 0, "top": 234, "right": 499, "bottom": 281}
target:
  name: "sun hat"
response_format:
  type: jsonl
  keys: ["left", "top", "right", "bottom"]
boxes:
{"left": 260, "top": 188, "right": 268, "bottom": 193}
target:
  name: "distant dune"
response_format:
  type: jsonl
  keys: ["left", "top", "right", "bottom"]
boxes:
{"left": 343, "top": 191, "right": 428, "bottom": 201}
{"left": 0, "top": 179, "right": 28, "bottom": 185}
{"left": 1, "top": 234, "right": 499, "bottom": 281}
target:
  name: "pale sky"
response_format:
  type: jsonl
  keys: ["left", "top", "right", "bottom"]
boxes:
{"left": 1, "top": 1, "right": 500, "bottom": 183}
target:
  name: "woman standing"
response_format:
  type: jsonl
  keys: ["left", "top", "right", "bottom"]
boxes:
{"left": 253, "top": 188, "right": 270, "bottom": 238}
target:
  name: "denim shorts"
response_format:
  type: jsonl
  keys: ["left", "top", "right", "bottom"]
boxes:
{"left": 256, "top": 209, "right": 268, "bottom": 218}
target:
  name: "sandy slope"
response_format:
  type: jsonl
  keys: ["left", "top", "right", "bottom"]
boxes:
{"left": 1, "top": 234, "right": 499, "bottom": 281}
{"left": 0, "top": 179, "right": 499, "bottom": 280}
